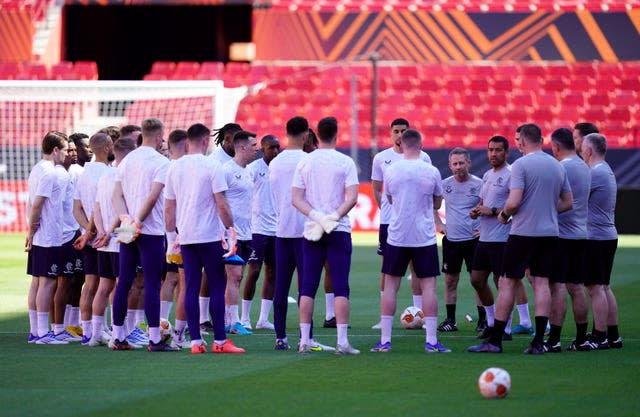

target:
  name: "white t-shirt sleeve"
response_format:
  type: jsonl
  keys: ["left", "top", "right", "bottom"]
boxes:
{"left": 164, "top": 165, "right": 176, "bottom": 200}
{"left": 291, "top": 159, "right": 306, "bottom": 189}
{"left": 371, "top": 154, "right": 383, "bottom": 182}
{"left": 345, "top": 159, "right": 359, "bottom": 187}
{"left": 212, "top": 162, "right": 228, "bottom": 194}
{"left": 433, "top": 168, "right": 443, "bottom": 196}
{"left": 36, "top": 171, "right": 55, "bottom": 198}
{"left": 153, "top": 160, "right": 168, "bottom": 185}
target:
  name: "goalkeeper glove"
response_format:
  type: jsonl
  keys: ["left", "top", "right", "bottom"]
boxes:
{"left": 303, "top": 221, "right": 324, "bottom": 241}
{"left": 114, "top": 215, "right": 141, "bottom": 244}
{"left": 166, "top": 231, "right": 182, "bottom": 264}
{"left": 308, "top": 210, "right": 340, "bottom": 234}
{"left": 221, "top": 227, "right": 238, "bottom": 258}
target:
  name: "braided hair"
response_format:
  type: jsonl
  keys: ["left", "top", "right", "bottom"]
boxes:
{"left": 212, "top": 123, "right": 242, "bottom": 147}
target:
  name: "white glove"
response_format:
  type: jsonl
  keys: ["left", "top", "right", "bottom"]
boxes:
{"left": 309, "top": 210, "right": 340, "bottom": 234}
{"left": 303, "top": 221, "right": 324, "bottom": 241}
{"left": 114, "top": 215, "right": 141, "bottom": 244}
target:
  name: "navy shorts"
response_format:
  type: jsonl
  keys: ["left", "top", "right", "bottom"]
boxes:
{"left": 502, "top": 235, "right": 557, "bottom": 279}
{"left": 471, "top": 241, "right": 506, "bottom": 277}
{"left": 82, "top": 245, "right": 99, "bottom": 276}
{"left": 27, "top": 245, "right": 60, "bottom": 279}
{"left": 248, "top": 234, "right": 276, "bottom": 266}
{"left": 300, "top": 232, "right": 352, "bottom": 298}
{"left": 59, "top": 232, "right": 81, "bottom": 277}
{"left": 237, "top": 240, "right": 254, "bottom": 264}
{"left": 442, "top": 236, "right": 478, "bottom": 274}
{"left": 166, "top": 262, "right": 179, "bottom": 273}
{"left": 382, "top": 243, "right": 440, "bottom": 278}
{"left": 98, "top": 251, "right": 119, "bottom": 280}
{"left": 584, "top": 239, "right": 617, "bottom": 286}
{"left": 549, "top": 238, "right": 587, "bottom": 284}
{"left": 377, "top": 224, "right": 389, "bottom": 256}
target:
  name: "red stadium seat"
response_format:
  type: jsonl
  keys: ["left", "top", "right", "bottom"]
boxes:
{"left": 561, "top": 92, "right": 584, "bottom": 107}
{"left": 51, "top": 61, "right": 75, "bottom": 80}
{"left": 150, "top": 61, "right": 175, "bottom": 77}
{"left": 197, "top": 61, "right": 224, "bottom": 80}
{"left": 74, "top": 61, "right": 98, "bottom": 80}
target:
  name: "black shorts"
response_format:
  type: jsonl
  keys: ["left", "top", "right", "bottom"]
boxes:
{"left": 549, "top": 238, "right": 587, "bottom": 284}
{"left": 82, "top": 245, "right": 99, "bottom": 276}
{"left": 248, "top": 234, "right": 276, "bottom": 266}
{"left": 98, "top": 251, "right": 119, "bottom": 280}
{"left": 59, "top": 232, "right": 81, "bottom": 277}
{"left": 166, "top": 262, "right": 180, "bottom": 273}
{"left": 584, "top": 239, "right": 617, "bottom": 286}
{"left": 377, "top": 224, "right": 389, "bottom": 256}
{"left": 502, "top": 235, "right": 557, "bottom": 279}
{"left": 382, "top": 243, "right": 440, "bottom": 278}
{"left": 237, "top": 240, "right": 253, "bottom": 264}
{"left": 442, "top": 236, "right": 478, "bottom": 274}
{"left": 27, "top": 245, "right": 60, "bottom": 279}
{"left": 471, "top": 241, "right": 506, "bottom": 277}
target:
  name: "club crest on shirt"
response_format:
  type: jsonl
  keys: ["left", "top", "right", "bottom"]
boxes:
{"left": 469, "top": 187, "right": 477, "bottom": 195}
{"left": 496, "top": 177, "right": 503, "bottom": 185}
{"left": 445, "top": 185, "right": 452, "bottom": 193}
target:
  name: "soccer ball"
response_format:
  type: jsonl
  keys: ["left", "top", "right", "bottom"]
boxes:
{"left": 400, "top": 306, "right": 425, "bottom": 329}
{"left": 159, "top": 318, "right": 173, "bottom": 343}
{"left": 478, "top": 367, "right": 511, "bottom": 399}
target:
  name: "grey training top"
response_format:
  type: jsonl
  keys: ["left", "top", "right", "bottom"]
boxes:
{"left": 509, "top": 151, "right": 571, "bottom": 237}
{"left": 441, "top": 174, "right": 482, "bottom": 241}
{"left": 558, "top": 157, "right": 590, "bottom": 239}
{"left": 587, "top": 161, "right": 618, "bottom": 240}
{"left": 479, "top": 164, "right": 511, "bottom": 243}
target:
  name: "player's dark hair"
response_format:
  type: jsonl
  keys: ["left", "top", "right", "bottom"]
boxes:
{"left": 136, "top": 133, "right": 143, "bottom": 147}
{"left": 515, "top": 124, "right": 527, "bottom": 133}
{"left": 169, "top": 129, "right": 188, "bottom": 145}
{"left": 308, "top": 129, "right": 318, "bottom": 147}
{"left": 211, "top": 123, "right": 242, "bottom": 146}
{"left": 286, "top": 116, "right": 309, "bottom": 137}
{"left": 120, "top": 124, "right": 141, "bottom": 138}
{"left": 488, "top": 135, "right": 509, "bottom": 151}
{"left": 520, "top": 123, "right": 543, "bottom": 145}
{"left": 574, "top": 122, "right": 599, "bottom": 138}
{"left": 391, "top": 118, "right": 410, "bottom": 128}
{"left": 141, "top": 118, "right": 163, "bottom": 137}
{"left": 42, "top": 131, "right": 68, "bottom": 154}
{"left": 400, "top": 129, "right": 421, "bottom": 148}
{"left": 584, "top": 133, "right": 607, "bottom": 156}
{"left": 233, "top": 130, "right": 256, "bottom": 146}
{"left": 187, "top": 123, "right": 210, "bottom": 141}
{"left": 68, "top": 132, "right": 88, "bottom": 144}
{"left": 113, "top": 137, "right": 136, "bottom": 153}
{"left": 317, "top": 117, "right": 338, "bottom": 143}
{"left": 261, "top": 134, "right": 278, "bottom": 146}
{"left": 551, "top": 127, "right": 575, "bottom": 151}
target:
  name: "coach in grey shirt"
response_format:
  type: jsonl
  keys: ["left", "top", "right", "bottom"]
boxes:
{"left": 581, "top": 133, "right": 622, "bottom": 349}
{"left": 547, "top": 128, "right": 592, "bottom": 352}
{"left": 469, "top": 123, "right": 573, "bottom": 354}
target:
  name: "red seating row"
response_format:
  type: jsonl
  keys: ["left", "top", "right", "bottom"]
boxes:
{"left": 0, "top": 0, "right": 49, "bottom": 23}
{"left": 0, "top": 61, "right": 99, "bottom": 80}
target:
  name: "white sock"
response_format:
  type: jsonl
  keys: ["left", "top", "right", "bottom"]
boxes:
{"left": 160, "top": 301, "right": 172, "bottom": 320}
{"left": 425, "top": 317, "right": 438, "bottom": 345}
{"left": 325, "top": 293, "right": 335, "bottom": 320}
{"left": 337, "top": 323, "right": 349, "bottom": 347}
{"left": 37, "top": 312, "right": 49, "bottom": 337}
{"left": 258, "top": 299, "right": 273, "bottom": 323}
{"left": 505, "top": 312, "right": 513, "bottom": 335}
{"left": 241, "top": 299, "right": 252, "bottom": 323}
{"left": 412, "top": 295, "right": 423, "bottom": 310}
{"left": 112, "top": 324, "right": 126, "bottom": 342}
{"left": 82, "top": 320, "right": 92, "bottom": 339}
{"left": 380, "top": 315, "right": 393, "bottom": 344}
{"left": 199, "top": 297, "right": 210, "bottom": 323}
{"left": 485, "top": 304, "right": 496, "bottom": 327}
{"left": 70, "top": 307, "right": 80, "bottom": 326}
{"left": 175, "top": 319, "right": 187, "bottom": 340}
{"left": 224, "top": 305, "right": 230, "bottom": 326}
{"left": 191, "top": 339, "right": 203, "bottom": 346}
{"left": 29, "top": 309, "right": 38, "bottom": 335}
{"left": 63, "top": 304, "right": 72, "bottom": 326}
{"left": 516, "top": 303, "right": 531, "bottom": 327}
{"left": 92, "top": 315, "right": 104, "bottom": 340}
{"left": 149, "top": 327, "right": 161, "bottom": 344}
{"left": 133, "top": 309, "right": 145, "bottom": 327}
{"left": 300, "top": 323, "right": 311, "bottom": 346}
{"left": 53, "top": 323, "right": 65, "bottom": 335}
{"left": 108, "top": 305, "right": 114, "bottom": 327}
{"left": 229, "top": 304, "right": 240, "bottom": 324}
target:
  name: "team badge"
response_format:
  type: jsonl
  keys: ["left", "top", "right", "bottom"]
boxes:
{"left": 384, "top": 160, "right": 391, "bottom": 164}
{"left": 445, "top": 185, "right": 452, "bottom": 193}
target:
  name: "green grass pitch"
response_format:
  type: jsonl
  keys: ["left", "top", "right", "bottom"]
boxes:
{"left": 1, "top": 233, "right": 639, "bottom": 417}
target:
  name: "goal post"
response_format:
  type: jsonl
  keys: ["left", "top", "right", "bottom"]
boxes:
{"left": 0, "top": 80, "right": 248, "bottom": 233}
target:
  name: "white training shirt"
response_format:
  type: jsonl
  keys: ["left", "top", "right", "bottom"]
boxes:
{"left": 28, "top": 160, "right": 64, "bottom": 248}
{"left": 74, "top": 161, "right": 111, "bottom": 230}
{"left": 210, "top": 146, "right": 233, "bottom": 165}
{"left": 223, "top": 159, "right": 254, "bottom": 241}
{"left": 95, "top": 167, "right": 119, "bottom": 253}
{"left": 384, "top": 159, "right": 443, "bottom": 247}
{"left": 164, "top": 154, "right": 228, "bottom": 245}
{"left": 56, "top": 165, "right": 77, "bottom": 243}
{"left": 269, "top": 149, "right": 308, "bottom": 238}
{"left": 248, "top": 158, "right": 277, "bottom": 236}
{"left": 371, "top": 147, "right": 432, "bottom": 224}
{"left": 292, "top": 148, "right": 359, "bottom": 233}
{"left": 116, "top": 145, "right": 169, "bottom": 236}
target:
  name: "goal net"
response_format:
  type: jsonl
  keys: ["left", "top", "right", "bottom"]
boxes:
{"left": 0, "top": 80, "right": 247, "bottom": 233}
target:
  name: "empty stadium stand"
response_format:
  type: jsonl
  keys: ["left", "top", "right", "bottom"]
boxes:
{"left": 0, "top": 61, "right": 98, "bottom": 80}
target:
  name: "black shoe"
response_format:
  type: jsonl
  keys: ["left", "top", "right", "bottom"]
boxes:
{"left": 200, "top": 321, "right": 214, "bottom": 334}
{"left": 437, "top": 318, "right": 458, "bottom": 332}
{"left": 323, "top": 317, "right": 336, "bottom": 328}
{"left": 475, "top": 319, "right": 488, "bottom": 333}
{"left": 590, "top": 337, "right": 610, "bottom": 350}
{"left": 543, "top": 341, "right": 562, "bottom": 353}
{"left": 468, "top": 341, "right": 502, "bottom": 353}
{"left": 567, "top": 339, "right": 593, "bottom": 351}
{"left": 477, "top": 326, "right": 492, "bottom": 339}
{"left": 148, "top": 340, "right": 180, "bottom": 352}
{"left": 524, "top": 342, "right": 545, "bottom": 355}
{"left": 110, "top": 338, "right": 133, "bottom": 351}
{"left": 609, "top": 337, "right": 623, "bottom": 349}
{"left": 502, "top": 332, "right": 513, "bottom": 341}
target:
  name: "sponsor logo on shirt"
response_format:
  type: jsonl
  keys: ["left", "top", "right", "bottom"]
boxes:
{"left": 445, "top": 186, "right": 452, "bottom": 193}
{"left": 384, "top": 160, "right": 392, "bottom": 164}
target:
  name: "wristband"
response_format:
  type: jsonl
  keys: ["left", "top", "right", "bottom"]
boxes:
{"left": 491, "top": 207, "right": 498, "bottom": 216}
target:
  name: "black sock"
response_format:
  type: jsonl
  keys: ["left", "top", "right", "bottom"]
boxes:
{"left": 477, "top": 305, "right": 486, "bottom": 321}
{"left": 576, "top": 322, "right": 588, "bottom": 344}
{"left": 446, "top": 304, "right": 456, "bottom": 322}
{"left": 489, "top": 319, "right": 506, "bottom": 346}
{"left": 547, "top": 324, "right": 562, "bottom": 345}
{"left": 533, "top": 316, "right": 548, "bottom": 344}
{"left": 607, "top": 325, "right": 619, "bottom": 342}
{"left": 592, "top": 329, "right": 607, "bottom": 343}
